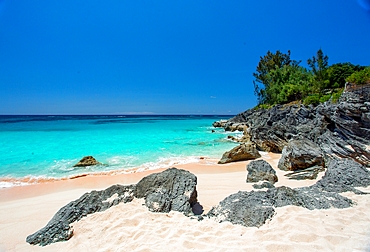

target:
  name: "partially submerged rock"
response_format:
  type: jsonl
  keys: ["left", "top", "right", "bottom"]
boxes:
{"left": 218, "top": 142, "right": 261, "bottom": 164}
{"left": 73, "top": 156, "right": 101, "bottom": 167}
{"left": 278, "top": 139, "right": 324, "bottom": 171}
{"left": 246, "top": 160, "right": 278, "bottom": 184}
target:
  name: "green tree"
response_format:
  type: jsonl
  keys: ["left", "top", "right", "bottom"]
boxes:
{"left": 326, "top": 63, "right": 365, "bottom": 89}
{"left": 253, "top": 50, "right": 299, "bottom": 104}
{"left": 265, "top": 65, "right": 312, "bottom": 104}
{"left": 307, "top": 49, "right": 329, "bottom": 92}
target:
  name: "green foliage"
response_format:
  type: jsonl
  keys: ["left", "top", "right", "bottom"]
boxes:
{"left": 331, "top": 88, "right": 344, "bottom": 103}
{"left": 303, "top": 94, "right": 320, "bottom": 106}
{"left": 264, "top": 65, "right": 312, "bottom": 105}
{"left": 253, "top": 50, "right": 299, "bottom": 104}
{"left": 346, "top": 67, "right": 370, "bottom": 85}
{"left": 252, "top": 48, "right": 366, "bottom": 107}
{"left": 255, "top": 103, "right": 273, "bottom": 110}
{"left": 326, "top": 63, "right": 365, "bottom": 89}
{"left": 307, "top": 49, "right": 329, "bottom": 92}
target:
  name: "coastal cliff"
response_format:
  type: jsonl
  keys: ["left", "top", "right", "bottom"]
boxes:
{"left": 217, "top": 87, "right": 370, "bottom": 167}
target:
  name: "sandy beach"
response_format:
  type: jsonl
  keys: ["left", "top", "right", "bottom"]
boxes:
{"left": 1, "top": 152, "right": 370, "bottom": 251}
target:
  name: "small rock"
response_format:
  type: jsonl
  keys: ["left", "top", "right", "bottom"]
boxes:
{"left": 73, "top": 156, "right": 101, "bottom": 167}
{"left": 246, "top": 160, "right": 278, "bottom": 184}
{"left": 218, "top": 142, "right": 261, "bottom": 164}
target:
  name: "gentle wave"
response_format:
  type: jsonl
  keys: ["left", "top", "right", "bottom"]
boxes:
{"left": 0, "top": 155, "right": 211, "bottom": 188}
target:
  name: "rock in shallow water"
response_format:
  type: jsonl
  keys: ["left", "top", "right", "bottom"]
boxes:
{"left": 73, "top": 156, "right": 101, "bottom": 167}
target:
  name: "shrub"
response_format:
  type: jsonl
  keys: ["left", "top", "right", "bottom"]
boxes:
{"left": 303, "top": 94, "right": 320, "bottom": 106}
{"left": 346, "top": 67, "right": 370, "bottom": 85}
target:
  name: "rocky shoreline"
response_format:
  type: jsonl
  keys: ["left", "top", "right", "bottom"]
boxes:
{"left": 27, "top": 89, "right": 370, "bottom": 246}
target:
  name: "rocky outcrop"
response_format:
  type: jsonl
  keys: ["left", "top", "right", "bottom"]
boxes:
{"left": 246, "top": 160, "right": 278, "bottom": 184}
{"left": 207, "top": 185, "right": 352, "bottom": 227}
{"left": 212, "top": 120, "right": 228, "bottom": 128}
{"left": 313, "top": 158, "right": 370, "bottom": 194}
{"left": 207, "top": 157, "right": 370, "bottom": 228}
{"left": 27, "top": 168, "right": 198, "bottom": 246}
{"left": 134, "top": 168, "right": 197, "bottom": 214}
{"left": 224, "top": 90, "right": 370, "bottom": 167}
{"left": 73, "top": 156, "right": 101, "bottom": 167}
{"left": 218, "top": 142, "right": 261, "bottom": 164}
{"left": 26, "top": 184, "right": 135, "bottom": 246}
{"left": 277, "top": 139, "right": 324, "bottom": 171}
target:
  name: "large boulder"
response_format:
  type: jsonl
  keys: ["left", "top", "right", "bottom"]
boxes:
{"left": 73, "top": 156, "right": 101, "bottom": 167}
{"left": 218, "top": 142, "right": 261, "bottom": 164}
{"left": 134, "top": 168, "right": 198, "bottom": 214}
{"left": 246, "top": 160, "right": 278, "bottom": 184}
{"left": 27, "top": 168, "right": 198, "bottom": 246}
{"left": 277, "top": 139, "right": 324, "bottom": 171}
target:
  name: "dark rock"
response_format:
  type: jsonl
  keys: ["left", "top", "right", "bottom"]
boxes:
{"left": 225, "top": 91, "right": 370, "bottom": 166}
{"left": 73, "top": 156, "right": 101, "bottom": 167}
{"left": 26, "top": 184, "right": 135, "bottom": 246}
{"left": 207, "top": 190, "right": 276, "bottom": 227}
{"left": 278, "top": 139, "right": 324, "bottom": 171}
{"left": 27, "top": 168, "right": 199, "bottom": 246}
{"left": 246, "top": 160, "right": 278, "bottom": 184}
{"left": 206, "top": 184, "right": 352, "bottom": 228}
{"left": 253, "top": 181, "right": 275, "bottom": 189}
{"left": 134, "top": 168, "right": 198, "bottom": 214}
{"left": 212, "top": 120, "right": 228, "bottom": 128}
{"left": 313, "top": 158, "right": 370, "bottom": 194}
{"left": 285, "top": 166, "right": 325, "bottom": 180}
{"left": 218, "top": 142, "right": 261, "bottom": 164}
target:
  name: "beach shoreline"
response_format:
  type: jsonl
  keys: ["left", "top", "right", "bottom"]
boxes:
{"left": 1, "top": 153, "right": 370, "bottom": 251}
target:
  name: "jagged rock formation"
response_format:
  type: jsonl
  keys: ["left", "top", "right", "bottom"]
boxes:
{"left": 218, "top": 142, "right": 261, "bottom": 164}
{"left": 246, "top": 160, "right": 278, "bottom": 184}
{"left": 134, "top": 168, "right": 198, "bottom": 214}
{"left": 218, "top": 90, "right": 370, "bottom": 167}
{"left": 278, "top": 139, "right": 324, "bottom": 171}
{"left": 26, "top": 185, "right": 135, "bottom": 246}
{"left": 73, "top": 156, "right": 101, "bottom": 167}
{"left": 26, "top": 168, "right": 198, "bottom": 246}
{"left": 207, "top": 157, "right": 369, "bottom": 227}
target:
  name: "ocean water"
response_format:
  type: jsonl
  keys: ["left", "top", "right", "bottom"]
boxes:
{"left": 0, "top": 115, "right": 240, "bottom": 187}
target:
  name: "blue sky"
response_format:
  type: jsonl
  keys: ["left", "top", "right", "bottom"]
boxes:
{"left": 0, "top": 1, "right": 369, "bottom": 115}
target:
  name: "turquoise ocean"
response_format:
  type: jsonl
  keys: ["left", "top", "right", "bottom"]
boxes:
{"left": 0, "top": 115, "right": 240, "bottom": 187}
